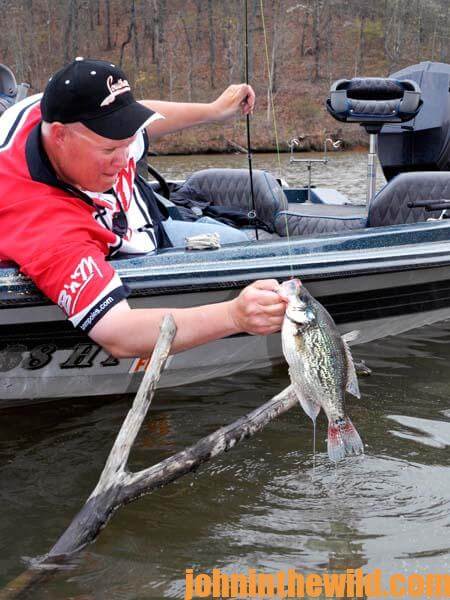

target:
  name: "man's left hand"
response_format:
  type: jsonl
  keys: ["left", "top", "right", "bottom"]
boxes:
{"left": 210, "top": 84, "right": 255, "bottom": 122}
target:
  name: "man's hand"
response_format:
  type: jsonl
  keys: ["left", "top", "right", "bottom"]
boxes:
{"left": 210, "top": 84, "right": 256, "bottom": 122}
{"left": 227, "top": 279, "right": 288, "bottom": 336}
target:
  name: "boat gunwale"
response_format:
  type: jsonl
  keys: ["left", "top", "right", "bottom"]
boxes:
{"left": 2, "top": 219, "right": 450, "bottom": 305}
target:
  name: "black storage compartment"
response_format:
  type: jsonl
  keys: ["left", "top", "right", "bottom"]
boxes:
{"left": 378, "top": 61, "right": 450, "bottom": 181}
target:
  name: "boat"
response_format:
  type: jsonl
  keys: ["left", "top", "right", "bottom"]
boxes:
{"left": 1, "top": 60, "right": 450, "bottom": 408}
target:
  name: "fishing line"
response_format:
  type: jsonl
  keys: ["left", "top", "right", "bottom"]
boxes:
{"left": 259, "top": 0, "right": 295, "bottom": 279}
{"left": 244, "top": 0, "right": 259, "bottom": 241}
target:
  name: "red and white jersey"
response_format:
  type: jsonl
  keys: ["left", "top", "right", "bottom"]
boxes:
{"left": 0, "top": 95, "right": 163, "bottom": 332}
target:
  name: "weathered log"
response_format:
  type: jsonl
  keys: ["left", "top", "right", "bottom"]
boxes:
{"left": 223, "top": 136, "right": 247, "bottom": 153}
{"left": 1, "top": 312, "right": 299, "bottom": 598}
{"left": 48, "top": 314, "right": 177, "bottom": 558}
{"left": 0, "top": 569, "right": 50, "bottom": 600}
{"left": 117, "top": 384, "right": 297, "bottom": 505}
{"left": 50, "top": 382, "right": 297, "bottom": 557}
{"left": 0, "top": 314, "right": 177, "bottom": 599}
{"left": 1, "top": 383, "right": 297, "bottom": 598}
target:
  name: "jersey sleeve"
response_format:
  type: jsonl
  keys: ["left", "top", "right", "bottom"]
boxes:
{"left": 130, "top": 129, "right": 149, "bottom": 163}
{"left": 24, "top": 243, "right": 130, "bottom": 332}
{"left": 131, "top": 111, "right": 165, "bottom": 162}
{"left": 0, "top": 193, "right": 130, "bottom": 333}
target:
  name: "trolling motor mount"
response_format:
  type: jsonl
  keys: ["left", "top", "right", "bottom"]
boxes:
{"left": 0, "top": 64, "right": 17, "bottom": 115}
{"left": 326, "top": 77, "right": 422, "bottom": 205}
{"left": 0, "top": 64, "right": 30, "bottom": 116}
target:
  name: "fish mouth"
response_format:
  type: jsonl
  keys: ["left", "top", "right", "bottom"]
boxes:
{"left": 278, "top": 278, "right": 302, "bottom": 300}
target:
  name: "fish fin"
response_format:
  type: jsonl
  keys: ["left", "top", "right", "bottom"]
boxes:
{"left": 327, "top": 417, "right": 364, "bottom": 462}
{"left": 292, "top": 380, "right": 321, "bottom": 422}
{"left": 342, "top": 338, "right": 361, "bottom": 399}
{"left": 298, "top": 393, "right": 321, "bottom": 422}
{"left": 342, "top": 330, "right": 360, "bottom": 344}
{"left": 354, "top": 360, "right": 372, "bottom": 377}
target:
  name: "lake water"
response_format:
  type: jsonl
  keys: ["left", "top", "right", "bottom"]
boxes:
{"left": 150, "top": 149, "right": 386, "bottom": 204}
{"left": 1, "top": 153, "right": 449, "bottom": 599}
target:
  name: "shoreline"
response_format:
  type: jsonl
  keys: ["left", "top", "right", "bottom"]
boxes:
{"left": 151, "top": 145, "right": 369, "bottom": 157}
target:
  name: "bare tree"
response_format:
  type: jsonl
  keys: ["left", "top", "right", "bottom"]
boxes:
{"left": 269, "top": 0, "right": 281, "bottom": 94}
{"left": 0, "top": 0, "right": 447, "bottom": 157}
{"left": 438, "top": 0, "right": 449, "bottom": 63}
{"left": 193, "top": 0, "right": 203, "bottom": 46}
{"left": 207, "top": 0, "right": 216, "bottom": 89}
{"left": 105, "top": 0, "right": 113, "bottom": 50}
{"left": 413, "top": 0, "right": 425, "bottom": 62}
{"left": 152, "top": 0, "right": 167, "bottom": 96}
{"left": 221, "top": 2, "right": 237, "bottom": 85}
{"left": 383, "top": 0, "right": 410, "bottom": 72}
{"left": 354, "top": 6, "right": 367, "bottom": 76}
{"left": 180, "top": 14, "right": 194, "bottom": 101}
{"left": 63, "top": 0, "right": 79, "bottom": 63}
{"left": 119, "top": 0, "right": 138, "bottom": 68}
{"left": 311, "top": 0, "right": 322, "bottom": 82}
{"left": 299, "top": 5, "right": 311, "bottom": 58}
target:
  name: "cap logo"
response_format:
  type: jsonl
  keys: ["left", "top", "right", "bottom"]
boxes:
{"left": 100, "top": 75, "right": 131, "bottom": 107}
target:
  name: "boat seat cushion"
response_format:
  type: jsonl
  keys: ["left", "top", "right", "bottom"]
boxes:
{"left": 274, "top": 211, "right": 367, "bottom": 237}
{"left": 170, "top": 168, "right": 288, "bottom": 232}
{"left": 368, "top": 172, "right": 450, "bottom": 226}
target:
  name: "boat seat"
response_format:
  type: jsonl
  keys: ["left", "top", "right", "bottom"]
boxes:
{"left": 367, "top": 172, "right": 450, "bottom": 226}
{"left": 274, "top": 209, "right": 366, "bottom": 237}
{"left": 326, "top": 77, "right": 422, "bottom": 130}
{"left": 170, "top": 168, "right": 288, "bottom": 235}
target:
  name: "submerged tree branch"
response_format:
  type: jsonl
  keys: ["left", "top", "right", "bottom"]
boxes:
{"left": 118, "top": 383, "right": 297, "bottom": 505}
{"left": 48, "top": 314, "right": 177, "bottom": 558}
{"left": 0, "top": 316, "right": 299, "bottom": 598}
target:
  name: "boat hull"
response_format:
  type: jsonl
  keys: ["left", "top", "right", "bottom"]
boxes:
{"left": 2, "top": 220, "right": 450, "bottom": 407}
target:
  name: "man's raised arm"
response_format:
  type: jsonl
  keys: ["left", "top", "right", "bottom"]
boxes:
{"left": 140, "top": 83, "right": 255, "bottom": 141}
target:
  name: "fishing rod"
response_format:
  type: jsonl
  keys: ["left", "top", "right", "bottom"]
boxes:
{"left": 259, "top": 0, "right": 295, "bottom": 278}
{"left": 244, "top": 0, "right": 259, "bottom": 240}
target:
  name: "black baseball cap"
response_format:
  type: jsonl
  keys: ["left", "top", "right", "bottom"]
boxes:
{"left": 41, "top": 57, "right": 156, "bottom": 140}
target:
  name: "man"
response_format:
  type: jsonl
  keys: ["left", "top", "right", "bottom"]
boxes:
{"left": 0, "top": 58, "right": 286, "bottom": 358}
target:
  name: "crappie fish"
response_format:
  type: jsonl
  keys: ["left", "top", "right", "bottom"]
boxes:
{"left": 279, "top": 279, "right": 364, "bottom": 462}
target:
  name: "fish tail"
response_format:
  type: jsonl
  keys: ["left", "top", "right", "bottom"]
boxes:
{"left": 327, "top": 417, "right": 364, "bottom": 462}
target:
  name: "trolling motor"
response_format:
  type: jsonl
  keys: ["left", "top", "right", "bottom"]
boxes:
{"left": 0, "top": 64, "right": 30, "bottom": 116}
{"left": 378, "top": 62, "right": 450, "bottom": 179}
{"left": 288, "top": 135, "right": 342, "bottom": 203}
{"left": 326, "top": 77, "right": 422, "bottom": 205}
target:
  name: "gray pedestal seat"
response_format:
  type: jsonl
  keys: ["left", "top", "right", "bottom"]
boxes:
{"left": 368, "top": 172, "right": 450, "bottom": 226}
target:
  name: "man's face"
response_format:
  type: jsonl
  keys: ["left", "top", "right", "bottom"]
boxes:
{"left": 58, "top": 123, "right": 136, "bottom": 192}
